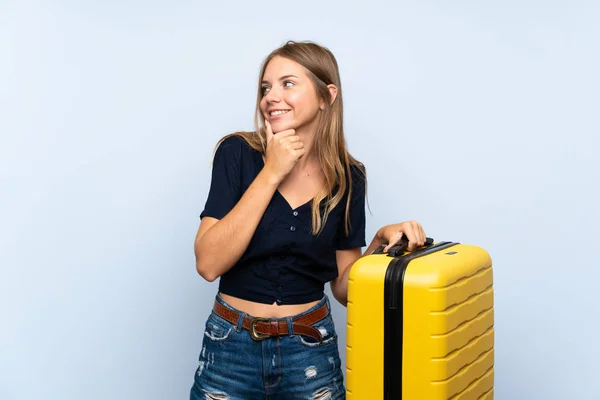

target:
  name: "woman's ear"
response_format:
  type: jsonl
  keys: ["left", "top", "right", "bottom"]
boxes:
{"left": 321, "top": 84, "right": 339, "bottom": 110}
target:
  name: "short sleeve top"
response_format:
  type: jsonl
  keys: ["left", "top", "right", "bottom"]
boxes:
{"left": 199, "top": 135, "right": 366, "bottom": 305}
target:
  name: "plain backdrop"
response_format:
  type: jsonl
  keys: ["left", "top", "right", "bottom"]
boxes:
{"left": 1, "top": 0, "right": 599, "bottom": 399}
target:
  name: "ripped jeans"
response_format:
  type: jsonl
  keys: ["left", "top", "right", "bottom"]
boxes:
{"left": 190, "top": 294, "right": 345, "bottom": 400}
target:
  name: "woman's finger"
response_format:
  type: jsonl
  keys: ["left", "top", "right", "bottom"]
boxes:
{"left": 419, "top": 223, "right": 426, "bottom": 246}
{"left": 290, "top": 141, "right": 304, "bottom": 150}
{"left": 285, "top": 135, "right": 300, "bottom": 143}
{"left": 265, "top": 119, "right": 274, "bottom": 144}
{"left": 383, "top": 231, "right": 403, "bottom": 253}
{"left": 404, "top": 225, "right": 419, "bottom": 251}
{"left": 412, "top": 221, "right": 425, "bottom": 246}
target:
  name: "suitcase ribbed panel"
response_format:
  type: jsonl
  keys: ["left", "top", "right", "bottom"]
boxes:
{"left": 428, "top": 267, "right": 494, "bottom": 313}
{"left": 429, "top": 287, "right": 494, "bottom": 334}
{"left": 403, "top": 244, "right": 494, "bottom": 399}
{"left": 449, "top": 366, "right": 494, "bottom": 399}
{"left": 478, "top": 387, "right": 494, "bottom": 400}
{"left": 430, "top": 349, "right": 494, "bottom": 398}
{"left": 430, "top": 327, "right": 494, "bottom": 380}
{"left": 430, "top": 308, "right": 494, "bottom": 358}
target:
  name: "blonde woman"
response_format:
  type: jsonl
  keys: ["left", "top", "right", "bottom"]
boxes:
{"left": 191, "top": 41, "right": 427, "bottom": 400}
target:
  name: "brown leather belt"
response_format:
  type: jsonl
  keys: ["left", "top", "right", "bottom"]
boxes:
{"left": 212, "top": 300, "right": 329, "bottom": 343}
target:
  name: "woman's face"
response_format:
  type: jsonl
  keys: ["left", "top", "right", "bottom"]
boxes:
{"left": 260, "top": 56, "right": 323, "bottom": 134}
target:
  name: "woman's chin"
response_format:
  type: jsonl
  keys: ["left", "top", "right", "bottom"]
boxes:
{"left": 271, "top": 122, "right": 295, "bottom": 134}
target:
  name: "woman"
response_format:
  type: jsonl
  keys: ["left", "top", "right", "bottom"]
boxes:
{"left": 191, "top": 40, "right": 426, "bottom": 400}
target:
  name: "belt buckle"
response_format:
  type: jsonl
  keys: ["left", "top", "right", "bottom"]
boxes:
{"left": 249, "top": 317, "right": 270, "bottom": 341}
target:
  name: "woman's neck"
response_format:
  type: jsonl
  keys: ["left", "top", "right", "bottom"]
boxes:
{"left": 294, "top": 124, "right": 319, "bottom": 169}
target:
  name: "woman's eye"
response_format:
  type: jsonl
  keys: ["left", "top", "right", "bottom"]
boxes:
{"left": 261, "top": 86, "right": 270, "bottom": 94}
{"left": 283, "top": 81, "right": 294, "bottom": 88}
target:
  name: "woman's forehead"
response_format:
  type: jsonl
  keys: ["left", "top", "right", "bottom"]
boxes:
{"left": 262, "top": 56, "right": 308, "bottom": 81}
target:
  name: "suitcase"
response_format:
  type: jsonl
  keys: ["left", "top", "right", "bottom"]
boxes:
{"left": 346, "top": 237, "right": 494, "bottom": 399}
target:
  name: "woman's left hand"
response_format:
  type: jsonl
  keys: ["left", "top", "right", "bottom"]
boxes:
{"left": 378, "top": 221, "right": 427, "bottom": 253}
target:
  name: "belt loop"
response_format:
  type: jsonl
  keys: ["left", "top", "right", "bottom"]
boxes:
{"left": 236, "top": 312, "right": 246, "bottom": 333}
{"left": 286, "top": 316, "right": 294, "bottom": 336}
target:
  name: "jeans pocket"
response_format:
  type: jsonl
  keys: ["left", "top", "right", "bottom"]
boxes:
{"left": 295, "top": 315, "right": 338, "bottom": 348}
{"left": 203, "top": 313, "right": 234, "bottom": 343}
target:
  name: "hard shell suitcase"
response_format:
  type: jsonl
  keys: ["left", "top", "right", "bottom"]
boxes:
{"left": 346, "top": 238, "right": 494, "bottom": 399}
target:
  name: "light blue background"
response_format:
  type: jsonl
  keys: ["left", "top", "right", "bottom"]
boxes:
{"left": 1, "top": 0, "right": 598, "bottom": 399}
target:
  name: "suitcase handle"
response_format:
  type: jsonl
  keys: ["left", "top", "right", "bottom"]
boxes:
{"left": 374, "top": 235, "right": 435, "bottom": 256}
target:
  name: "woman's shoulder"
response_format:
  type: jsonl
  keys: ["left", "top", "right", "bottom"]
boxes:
{"left": 348, "top": 160, "right": 367, "bottom": 186}
{"left": 215, "top": 133, "right": 249, "bottom": 150}
{"left": 217, "top": 132, "right": 262, "bottom": 152}
{"left": 213, "top": 132, "right": 262, "bottom": 160}
{"left": 331, "top": 159, "right": 366, "bottom": 200}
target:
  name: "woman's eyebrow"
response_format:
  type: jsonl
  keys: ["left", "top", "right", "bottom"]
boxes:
{"left": 262, "top": 74, "right": 299, "bottom": 84}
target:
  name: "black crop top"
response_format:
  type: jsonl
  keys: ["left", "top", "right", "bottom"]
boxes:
{"left": 199, "top": 135, "right": 366, "bottom": 305}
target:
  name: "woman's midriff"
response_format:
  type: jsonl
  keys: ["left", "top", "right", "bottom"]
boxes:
{"left": 219, "top": 292, "right": 321, "bottom": 318}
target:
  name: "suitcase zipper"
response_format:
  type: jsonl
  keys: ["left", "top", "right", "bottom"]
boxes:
{"left": 384, "top": 241, "right": 457, "bottom": 400}
{"left": 388, "top": 262, "right": 403, "bottom": 309}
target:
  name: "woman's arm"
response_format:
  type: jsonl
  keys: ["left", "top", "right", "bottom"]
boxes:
{"left": 194, "top": 169, "right": 279, "bottom": 281}
{"left": 330, "top": 233, "right": 384, "bottom": 306}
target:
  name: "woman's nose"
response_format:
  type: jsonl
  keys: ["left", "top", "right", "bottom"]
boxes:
{"left": 264, "top": 88, "right": 281, "bottom": 103}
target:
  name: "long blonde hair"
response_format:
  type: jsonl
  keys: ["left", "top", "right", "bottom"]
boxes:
{"left": 216, "top": 40, "right": 366, "bottom": 236}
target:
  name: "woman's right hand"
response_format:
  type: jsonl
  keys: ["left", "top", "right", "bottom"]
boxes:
{"left": 263, "top": 120, "right": 305, "bottom": 183}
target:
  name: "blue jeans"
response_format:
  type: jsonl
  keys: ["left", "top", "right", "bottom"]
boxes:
{"left": 190, "top": 294, "right": 346, "bottom": 399}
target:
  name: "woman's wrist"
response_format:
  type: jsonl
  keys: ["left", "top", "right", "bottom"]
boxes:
{"left": 258, "top": 165, "right": 283, "bottom": 187}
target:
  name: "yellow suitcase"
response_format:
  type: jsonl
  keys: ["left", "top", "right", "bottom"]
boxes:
{"left": 346, "top": 238, "right": 494, "bottom": 399}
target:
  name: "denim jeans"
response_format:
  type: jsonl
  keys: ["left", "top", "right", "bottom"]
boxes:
{"left": 190, "top": 294, "right": 346, "bottom": 400}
